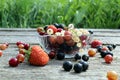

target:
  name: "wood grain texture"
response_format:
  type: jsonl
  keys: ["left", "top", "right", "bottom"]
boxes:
{"left": 0, "top": 28, "right": 120, "bottom": 80}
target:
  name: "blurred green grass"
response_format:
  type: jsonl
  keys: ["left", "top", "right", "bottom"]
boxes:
{"left": 0, "top": 0, "right": 120, "bottom": 28}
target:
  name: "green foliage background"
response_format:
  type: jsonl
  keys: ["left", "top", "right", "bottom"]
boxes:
{"left": 0, "top": 0, "right": 120, "bottom": 28}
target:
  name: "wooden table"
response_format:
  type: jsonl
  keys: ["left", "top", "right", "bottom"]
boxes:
{"left": 0, "top": 28, "right": 120, "bottom": 80}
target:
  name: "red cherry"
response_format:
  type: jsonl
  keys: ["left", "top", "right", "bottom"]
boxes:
{"left": 91, "top": 40, "right": 102, "bottom": 48}
{"left": 9, "top": 58, "right": 19, "bottom": 67}
{"left": 104, "top": 54, "right": 113, "bottom": 64}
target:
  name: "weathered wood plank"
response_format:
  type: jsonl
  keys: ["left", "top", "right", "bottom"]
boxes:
{"left": 0, "top": 45, "right": 120, "bottom": 80}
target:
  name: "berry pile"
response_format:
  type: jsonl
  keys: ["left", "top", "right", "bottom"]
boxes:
{"left": 9, "top": 41, "right": 49, "bottom": 67}
{"left": 9, "top": 41, "right": 29, "bottom": 67}
{"left": 90, "top": 39, "right": 116, "bottom": 64}
{"left": 62, "top": 60, "right": 89, "bottom": 73}
{"left": 37, "top": 23, "right": 92, "bottom": 55}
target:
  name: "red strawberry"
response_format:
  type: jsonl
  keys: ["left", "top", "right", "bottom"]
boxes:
{"left": 25, "top": 45, "right": 49, "bottom": 66}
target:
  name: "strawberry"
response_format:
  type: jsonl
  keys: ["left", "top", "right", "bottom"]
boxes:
{"left": 25, "top": 45, "right": 49, "bottom": 66}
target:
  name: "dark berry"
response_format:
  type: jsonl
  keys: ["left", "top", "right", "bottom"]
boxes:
{"left": 62, "top": 61, "right": 73, "bottom": 71}
{"left": 100, "top": 51, "right": 107, "bottom": 58}
{"left": 73, "top": 63, "right": 83, "bottom": 73}
{"left": 79, "top": 60, "right": 89, "bottom": 71}
{"left": 88, "top": 30, "right": 93, "bottom": 34}
{"left": 107, "top": 45, "right": 113, "bottom": 51}
{"left": 57, "top": 24, "right": 65, "bottom": 29}
{"left": 106, "top": 51, "right": 113, "bottom": 57}
{"left": 44, "top": 25, "right": 48, "bottom": 31}
{"left": 53, "top": 23, "right": 59, "bottom": 28}
{"left": 56, "top": 52, "right": 65, "bottom": 60}
{"left": 48, "top": 50, "right": 56, "bottom": 59}
{"left": 96, "top": 45, "right": 102, "bottom": 52}
{"left": 74, "top": 53, "right": 81, "bottom": 61}
{"left": 82, "top": 54, "right": 89, "bottom": 61}
{"left": 112, "top": 44, "right": 116, "bottom": 49}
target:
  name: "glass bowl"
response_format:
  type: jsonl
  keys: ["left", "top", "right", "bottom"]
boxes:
{"left": 38, "top": 29, "right": 92, "bottom": 58}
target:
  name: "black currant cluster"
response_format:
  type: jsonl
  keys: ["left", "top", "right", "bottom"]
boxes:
{"left": 96, "top": 44, "right": 116, "bottom": 58}
{"left": 74, "top": 53, "right": 89, "bottom": 61}
{"left": 62, "top": 60, "right": 89, "bottom": 73}
{"left": 62, "top": 53, "right": 89, "bottom": 73}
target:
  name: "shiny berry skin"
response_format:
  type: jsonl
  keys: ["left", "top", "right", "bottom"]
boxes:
{"left": 100, "top": 51, "right": 113, "bottom": 58}
{"left": 100, "top": 51, "right": 107, "bottom": 58}
{"left": 73, "top": 63, "right": 83, "bottom": 73}
{"left": 57, "top": 28, "right": 63, "bottom": 32}
{"left": 88, "top": 49, "right": 96, "bottom": 57}
{"left": 53, "top": 23, "right": 59, "bottom": 28}
{"left": 16, "top": 41, "right": 23, "bottom": 46}
{"left": 0, "top": 44, "right": 8, "bottom": 50}
{"left": 88, "top": 30, "right": 93, "bottom": 34}
{"left": 63, "top": 61, "right": 73, "bottom": 71}
{"left": 96, "top": 45, "right": 102, "bottom": 52}
{"left": 16, "top": 54, "right": 25, "bottom": 63}
{"left": 91, "top": 40, "right": 102, "bottom": 48}
{"left": 48, "top": 50, "right": 56, "bottom": 59}
{"left": 58, "top": 24, "right": 65, "bottom": 29}
{"left": 56, "top": 52, "right": 65, "bottom": 60}
{"left": 74, "top": 53, "right": 81, "bottom": 61}
{"left": 101, "top": 46, "right": 109, "bottom": 52}
{"left": 9, "top": 58, "right": 19, "bottom": 67}
{"left": 19, "top": 49, "right": 25, "bottom": 55}
{"left": 24, "top": 43, "right": 30, "bottom": 50}
{"left": 79, "top": 60, "right": 89, "bottom": 71}
{"left": 82, "top": 54, "right": 89, "bottom": 61}
{"left": 107, "top": 45, "right": 113, "bottom": 51}
{"left": 104, "top": 54, "right": 113, "bottom": 64}
{"left": 107, "top": 71, "right": 118, "bottom": 80}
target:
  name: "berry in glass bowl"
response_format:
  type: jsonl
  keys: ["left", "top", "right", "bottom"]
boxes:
{"left": 37, "top": 24, "right": 92, "bottom": 58}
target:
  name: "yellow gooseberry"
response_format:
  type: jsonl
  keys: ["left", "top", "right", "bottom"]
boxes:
{"left": 107, "top": 71, "right": 118, "bottom": 80}
{"left": 88, "top": 49, "right": 96, "bottom": 57}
